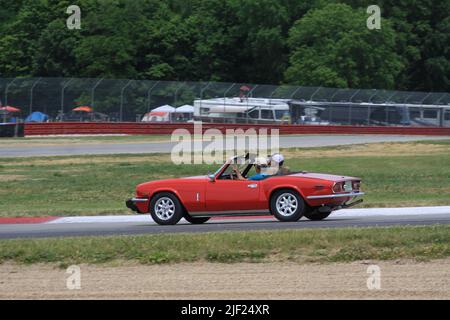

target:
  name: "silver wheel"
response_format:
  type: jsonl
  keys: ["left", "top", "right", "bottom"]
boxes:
{"left": 275, "top": 193, "right": 298, "bottom": 217}
{"left": 154, "top": 197, "right": 175, "bottom": 221}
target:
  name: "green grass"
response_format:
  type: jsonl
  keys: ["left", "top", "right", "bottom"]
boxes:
{"left": 0, "top": 225, "right": 448, "bottom": 266}
{"left": 0, "top": 134, "right": 172, "bottom": 145}
{"left": 0, "top": 140, "right": 449, "bottom": 216}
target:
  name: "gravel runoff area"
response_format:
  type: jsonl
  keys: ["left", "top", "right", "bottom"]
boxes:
{"left": 0, "top": 259, "right": 449, "bottom": 299}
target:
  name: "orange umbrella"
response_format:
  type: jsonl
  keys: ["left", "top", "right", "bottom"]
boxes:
{"left": 0, "top": 106, "right": 21, "bottom": 113}
{"left": 149, "top": 111, "right": 169, "bottom": 117}
{"left": 73, "top": 106, "right": 93, "bottom": 112}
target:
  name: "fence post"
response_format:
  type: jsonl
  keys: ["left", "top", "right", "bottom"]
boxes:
{"left": 200, "top": 82, "right": 211, "bottom": 100}
{"left": 60, "top": 78, "right": 74, "bottom": 121}
{"left": 91, "top": 78, "right": 103, "bottom": 110}
{"left": 248, "top": 84, "right": 258, "bottom": 98}
{"left": 29, "top": 77, "right": 42, "bottom": 115}
{"left": 386, "top": 91, "right": 398, "bottom": 103}
{"left": 4, "top": 78, "right": 17, "bottom": 106}
{"left": 223, "top": 83, "right": 235, "bottom": 98}
{"left": 223, "top": 83, "right": 236, "bottom": 112}
{"left": 198, "top": 82, "right": 212, "bottom": 119}
{"left": 173, "top": 81, "right": 186, "bottom": 106}
{"left": 385, "top": 92, "right": 398, "bottom": 124}
{"left": 267, "top": 86, "right": 279, "bottom": 106}
{"left": 368, "top": 90, "right": 378, "bottom": 103}
{"left": 419, "top": 92, "right": 431, "bottom": 104}
{"left": 310, "top": 87, "right": 322, "bottom": 101}
{"left": 289, "top": 86, "right": 302, "bottom": 99}
{"left": 349, "top": 89, "right": 360, "bottom": 103}
{"left": 120, "top": 79, "right": 133, "bottom": 122}
{"left": 329, "top": 89, "right": 341, "bottom": 102}
{"left": 146, "top": 81, "right": 160, "bottom": 113}
{"left": 435, "top": 93, "right": 448, "bottom": 105}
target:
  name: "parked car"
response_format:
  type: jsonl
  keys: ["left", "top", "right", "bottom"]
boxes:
{"left": 126, "top": 154, "right": 364, "bottom": 225}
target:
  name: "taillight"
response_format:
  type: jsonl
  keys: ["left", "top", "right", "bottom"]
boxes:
{"left": 332, "top": 182, "right": 343, "bottom": 193}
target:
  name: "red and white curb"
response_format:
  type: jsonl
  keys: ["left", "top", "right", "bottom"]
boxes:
{"left": 0, "top": 217, "right": 60, "bottom": 225}
{"left": 0, "top": 206, "right": 449, "bottom": 225}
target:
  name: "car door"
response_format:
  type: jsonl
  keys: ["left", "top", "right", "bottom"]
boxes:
{"left": 205, "top": 179, "right": 261, "bottom": 212}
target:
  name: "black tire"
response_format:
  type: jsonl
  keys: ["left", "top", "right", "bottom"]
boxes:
{"left": 184, "top": 214, "right": 210, "bottom": 224}
{"left": 149, "top": 192, "right": 183, "bottom": 225}
{"left": 270, "top": 189, "right": 305, "bottom": 222}
{"left": 303, "top": 210, "right": 331, "bottom": 221}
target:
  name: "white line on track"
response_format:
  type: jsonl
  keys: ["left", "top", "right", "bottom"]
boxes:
{"left": 46, "top": 206, "right": 450, "bottom": 224}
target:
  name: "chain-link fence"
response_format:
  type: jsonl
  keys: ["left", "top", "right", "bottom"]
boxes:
{"left": 0, "top": 77, "right": 449, "bottom": 126}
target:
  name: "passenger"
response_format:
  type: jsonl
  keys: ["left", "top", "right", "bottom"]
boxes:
{"left": 233, "top": 157, "right": 269, "bottom": 181}
{"left": 267, "top": 153, "right": 290, "bottom": 175}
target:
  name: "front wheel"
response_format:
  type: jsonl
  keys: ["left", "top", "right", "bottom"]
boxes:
{"left": 150, "top": 192, "right": 183, "bottom": 225}
{"left": 184, "top": 214, "right": 210, "bottom": 224}
{"left": 270, "top": 189, "right": 305, "bottom": 222}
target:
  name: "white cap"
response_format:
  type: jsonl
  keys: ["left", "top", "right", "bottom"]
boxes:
{"left": 254, "top": 156, "right": 268, "bottom": 167}
{"left": 271, "top": 153, "right": 284, "bottom": 163}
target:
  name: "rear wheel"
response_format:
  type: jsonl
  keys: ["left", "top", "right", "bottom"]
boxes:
{"left": 150, "top": 192, "right": 183, "bottom": 225}
{"left": 304, "top": 209, "right": 331, "bottom": 221}
{"left": 184, "top": 214, "right": 210, "bottom": 224}
{"left": 270, "top": 189, "right": 305, "bottom": 222}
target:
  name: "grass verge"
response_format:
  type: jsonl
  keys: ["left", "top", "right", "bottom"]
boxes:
{"left": 0, "top": 134, "right": 172, "bottom": 146}
{"left": 0, "top": 225, "right": 448, "bottom": 267}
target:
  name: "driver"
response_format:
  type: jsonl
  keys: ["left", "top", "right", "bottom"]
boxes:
{"left": 232, "top": 157, "right": 269, "bottom": 181}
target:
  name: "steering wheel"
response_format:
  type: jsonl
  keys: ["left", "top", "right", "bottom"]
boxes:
{"left": 230, "top": 167, "right": 239, "bottom": 180}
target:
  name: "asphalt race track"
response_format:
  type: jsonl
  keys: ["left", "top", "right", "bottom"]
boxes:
{"left": 1, "top": 134, "right": 448, "bottom": 157}
{"left": 1, "top": 207, "right": 449, "bottom": 239}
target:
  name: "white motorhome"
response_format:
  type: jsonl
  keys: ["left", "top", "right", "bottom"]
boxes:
{"left": 193, "top": 97, "right": 291, "bottom": 123}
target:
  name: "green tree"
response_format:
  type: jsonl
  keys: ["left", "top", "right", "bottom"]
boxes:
{"left": 0, "top": 0, "right": 50, "bottom": 76}
{"left": 232, "top": 0, "right": 290, "bottom": 83}
{"left": 284, "top": 3, "right": 404, "bottom": 89}
{"left": 335, "top": 0, "right": 449, "bottom": 91}
{"left": 378, "top": 0, "right": 449, "bottom": 91}
{"left": 183, "top": 0, "right": 241, "bottom": 82}
{"left": 32, "top": 19, "right": 81, "bottom": 76}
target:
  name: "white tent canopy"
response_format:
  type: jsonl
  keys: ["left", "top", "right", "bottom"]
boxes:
{"left": 176, "top": 104, "right": 194, "bottom": 113}
{"left": 152, "top": 104, "right": 176, "bottom": 112}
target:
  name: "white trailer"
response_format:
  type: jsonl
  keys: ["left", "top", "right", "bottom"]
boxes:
{"left": 193, "top": 97, "right": 290, "bottom": 123}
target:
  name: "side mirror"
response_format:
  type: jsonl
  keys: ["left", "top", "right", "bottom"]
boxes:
{"left": 208, "top": 174, "right": 216, "bottom": 182}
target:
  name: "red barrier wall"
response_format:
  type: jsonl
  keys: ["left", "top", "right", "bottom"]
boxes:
{"left": 24, "top": 122, "right": 450, "bottom": 136}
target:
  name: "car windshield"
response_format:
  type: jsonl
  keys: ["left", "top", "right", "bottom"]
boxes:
{"left": 215, "top": 154, "right": 254, "bottom": 179}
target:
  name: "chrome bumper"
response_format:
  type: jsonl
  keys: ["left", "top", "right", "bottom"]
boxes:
{"left": 307, "top": 192, "right": 365, "bottom": 200}
{"left": 129, "top": 198, "right": 149, "bottom": 203}
{"left": 125, "top": 198, "right": 148, "bottom": 213}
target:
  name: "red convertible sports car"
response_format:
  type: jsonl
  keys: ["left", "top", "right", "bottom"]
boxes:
{"left": 126, "top": 154, "right": 364, "bottom": 225}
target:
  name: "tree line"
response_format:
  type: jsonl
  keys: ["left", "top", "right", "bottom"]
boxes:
{"left": 0, "top": 0, "right": 448, "bottom": 92}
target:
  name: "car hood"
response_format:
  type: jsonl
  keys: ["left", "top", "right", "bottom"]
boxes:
{"left": 289, "top": 172, "right": 360, "bottom": 182}
{"left": 137, "top": 175, "right": 207, "bottom": 187}
{"left": 180, "top": 175, "right": 208, "bottom": 180}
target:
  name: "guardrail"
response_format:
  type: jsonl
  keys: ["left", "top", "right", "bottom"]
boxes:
{"left": 24, "top": 122, "right": 450, "bottom": 136}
